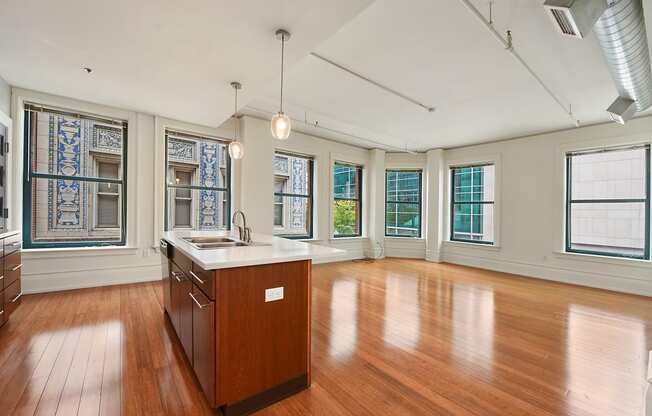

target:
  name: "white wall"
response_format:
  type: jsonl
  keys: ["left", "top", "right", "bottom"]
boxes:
{"left": 439, "top": 116, "right": 652, "bottom": 296}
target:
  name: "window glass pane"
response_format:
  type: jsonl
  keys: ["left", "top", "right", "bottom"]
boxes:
{"left": 386, "top": 171, "right": 420, "bottom": 203}
{"left": 452, "top": 203, "right": 494, "bottom": 243}
{"left": 274, "top": 153, "right": 313, "bottom": 237}
{"left": 30, "top": 177, "right": 122, "bottom": 243}
{"left": 97, "top": 194, "right": 119, "bottom": 228}
{"left": 274, "top": 195, "right": 311, "bottom": 236}
{"left": 453, "top": 165, "right": 494, "bottom": 202}
{"left": 167, "top": 188, "right": 228, "bottom": 230}
{"left": 167, "top": 136, "right": 228, "bottom": 188}
{"left": 175, "top": 198, "right": 192, "bottom": 227}
{"left": 570, "top": 147, "right": 647, "bottom": 200}
{"left": 31, "top": 110, "right": 124, "bottom": 177}
{"left": 274, "top": 155, "right": 310, "bottom": 196}
{"left": 569, "top": 202, "right": 646, "bottom": 257}
{"left": 274, "top": 204, "right": 283, "bottom": 226}
{"left": 97, "top": 161, "right": 119, "bottom": 193}
{"left": 333, "top": 199, "right": 360, "bottom": 236}
{"left": 334, "top": 163, "right": 360, "bottom": 199}
{"left": 385, "top": 202, "right": 420, "bottom": 237}
{"left": 166, "top": 132, "right": 230, "bottom": 231}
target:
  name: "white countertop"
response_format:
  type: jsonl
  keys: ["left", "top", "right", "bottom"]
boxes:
{"left": 161, "top": 230, "right": 346, "bottom": 270}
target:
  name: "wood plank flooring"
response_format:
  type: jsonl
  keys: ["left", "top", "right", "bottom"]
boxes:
{"left": 1, "top": 258, "right": 650, "bottom": 415}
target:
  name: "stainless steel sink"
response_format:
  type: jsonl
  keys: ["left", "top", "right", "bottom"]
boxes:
{"left": 181, "top": 236, "right": 270, "bottom": 250}
{"left": 183, "top": 236, "right": 239, "bottom": 244}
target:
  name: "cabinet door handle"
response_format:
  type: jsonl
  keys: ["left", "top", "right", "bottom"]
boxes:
{"left": 0, "top": 275, "right": 4, "bottom": 281}
{"left": 0, "top": 309, "right": 4, "bottom": 315}
{"left": 171, "top": 271, "right": 183, "bottom": 282}
{"left": 11, "top": 263, "right": 22, "bottom": 272}
{"left": 189, "top": 292, "right": 210, "bottom": 309}
{"left": 188, "top": 270, "right": 205, "bottom": 285}
{"left": 11, "top": 291, "right": 22, "bottom": 303}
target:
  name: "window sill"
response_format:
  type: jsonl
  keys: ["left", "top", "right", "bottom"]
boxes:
{"left": 330, "top": 236, "right": 368, "bottom": 242}
{"left": 385, "top": 236, "right": 425, "bottom": 241}
{"left": 553, "top": 250, "right": 652, "bottom": 269}
{"left": 443, "top": 240, "right": 500, "bottom": 251}
{"left": 23, "top": 245, "right": 139, "bottom": 259}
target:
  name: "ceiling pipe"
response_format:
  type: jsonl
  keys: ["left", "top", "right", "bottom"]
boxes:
{"left": 457, "top": 0, "right": 581, "bottom": 127}
{"left": 309, "top": 52, "right": 436, "bottom": 113}
{"left": 594, "top": 0, "right": 652, "bottom": 123}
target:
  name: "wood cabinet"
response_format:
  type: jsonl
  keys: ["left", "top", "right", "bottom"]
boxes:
{"left": 0, "top": 231, "right": 21, "bottom": 328}
{"left": 169, "top": 262, "right": 193, "bottom": 362}
{"left": 161, "top": 241, "right": 310, "bottom": 415}
{"left": 191, "top": 284, "right": 216, "bottom": 406}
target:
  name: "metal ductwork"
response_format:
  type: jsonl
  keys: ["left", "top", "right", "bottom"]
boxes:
{"left": 545, "top": 0, "right": 652, "bottom": 124}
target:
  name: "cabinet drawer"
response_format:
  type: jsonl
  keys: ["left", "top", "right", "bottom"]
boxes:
{"left": 4, "top": 279, "right": 21, "bottom": 319}
{"left": 4, "top": 234, "right": 21, "bottom": 256}
{"left": 170, "top": 248, "right": 192, "bottom": 274}
{"left": 189, "top": 265, "right": 215, "bottom": 300}
{"left": 4, "top": 251, "right": 21, "bottom": 288}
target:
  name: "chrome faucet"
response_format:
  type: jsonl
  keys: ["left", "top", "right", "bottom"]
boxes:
{"left": 232, "top": 210, "right": 252, "bottom": 243}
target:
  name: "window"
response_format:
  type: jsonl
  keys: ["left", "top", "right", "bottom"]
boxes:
{"left": 566, "top": 145, "right": 650, "bottom": 259}
{"left": 333, "top": 163, "right": 362, "bottom": 237}
{"left": 450, "top": 164, "right": 495, "bottom": 244}
{"left": 273, "top": 152, "right": 313, "bottom": 239}
{"left": 165, "top": 130, "right": 231, "bottom": 231}
{"left": 172, "top": 169, "right": 193, "bottom": 228}
{"left": 95, "top": 160, "right": 120, "bottom": 228}
{"left": 273, "top": 177, "right": 286, "bottom": 227}
{"left": 385, "top": 170, "right": 422, "bottom": 237}
{"left": 23, "top": 103, "right": 127, "bottom": 248}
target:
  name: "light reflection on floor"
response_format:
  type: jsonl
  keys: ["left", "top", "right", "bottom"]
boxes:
{"left": 566, "top": 304, "right": 647, "bottom": 415}
{"left": 328, "top": 279, "right": 359, "bottom": 359}
{"left": 383, "top": 273, "right": 421, "bottom": 350}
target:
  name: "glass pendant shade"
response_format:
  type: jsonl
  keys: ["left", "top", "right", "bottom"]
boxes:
{"left": 228, "top": 140, "right": 244, "bottom": 159}
{"left": 271, "top": 112, "right": 291, "bottom": 140}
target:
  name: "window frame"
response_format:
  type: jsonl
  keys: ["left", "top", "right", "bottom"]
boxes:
{"left": 170, "top": 166, "right": 195, "bottom": 229}
{"left": 163, "top": 129, "right": 232, "bottom": 232}
{"left": 449, "top": 163, "right": 495, "bottom": 245}
{"left": 565, "top": 144, "right": 651, "bottom": 260}
{"left": 22, "top": 106, "right": 128, "bottom": 249}
{"left": 93, "top": 158, "right": 122, "bottom": 230}
{"left": 384, "top": 169, "right": 422, "bottom": 238}
{"left": 273, "top": 151, "right": 314, "bottom": 240}
{"left": 333, "top": 162, "right": 363, "bottom": 238}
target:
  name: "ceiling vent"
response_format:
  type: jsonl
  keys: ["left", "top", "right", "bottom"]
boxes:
{"left": 543, "top": 0, "right": 608, "bottom": 39}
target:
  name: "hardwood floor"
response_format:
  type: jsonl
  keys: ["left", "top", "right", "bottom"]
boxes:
{"left": 1, "top": 258, "right": 650, "bottom": 415}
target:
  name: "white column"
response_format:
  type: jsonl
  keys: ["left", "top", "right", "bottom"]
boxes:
{"left": 238, "top": 116, "right": 274, "bottom": 234}
{"left": 367, "top": 148, "right": 386, "bottom": 258}
{"left": 425, "top": 149, "right": 445, "bottom": 262}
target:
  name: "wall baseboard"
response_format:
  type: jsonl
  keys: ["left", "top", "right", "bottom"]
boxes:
{"left": 23, "top": 263, "right": 162, "bottom": 294}
{"left": 442, "top": 251, "right": 652, "bottom": 297}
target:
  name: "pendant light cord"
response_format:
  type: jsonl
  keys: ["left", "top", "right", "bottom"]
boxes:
{"left": 233, "top": 85, "right": 238, "bottom": 140}
{"left": 280, "top": 33, "right": 285, "bottom": 113}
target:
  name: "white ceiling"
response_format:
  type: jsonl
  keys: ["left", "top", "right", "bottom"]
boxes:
{"left": 2, "top": 0, "right": 652, "bottom": 151}
{"left": 0, "top": 0, "right": 372, "bottom": 126}
{"left": 248, "top": 0, "right": 652, "bottom": 151}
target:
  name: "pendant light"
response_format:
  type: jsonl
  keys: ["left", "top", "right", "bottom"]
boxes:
{"left": 228, "top": 81, "right": 244, "bottom": 160}
{"left": 271, "top": 29, "right": 291, "bottom": 140}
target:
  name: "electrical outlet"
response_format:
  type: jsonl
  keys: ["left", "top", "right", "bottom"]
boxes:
{"left": 265, "top": 287, "right": 284, "bottom": 303}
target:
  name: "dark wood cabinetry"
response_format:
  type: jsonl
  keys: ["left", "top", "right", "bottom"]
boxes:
{"left": 161, "top": 240, "right": 310, "bottom": 415}
{"left": 0, "top": 232, "right": 22, "bottom": 327}
{"left": 191, "top": 284, "right": 216, "bottom": 405}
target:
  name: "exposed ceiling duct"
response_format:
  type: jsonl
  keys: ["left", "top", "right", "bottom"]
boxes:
{"left": 544, "top": 0, "right": 652, "bottom": 124}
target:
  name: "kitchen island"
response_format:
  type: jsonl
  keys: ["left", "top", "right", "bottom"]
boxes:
{"left": 160, "top": 231, "right": 343, "bottom": 415}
